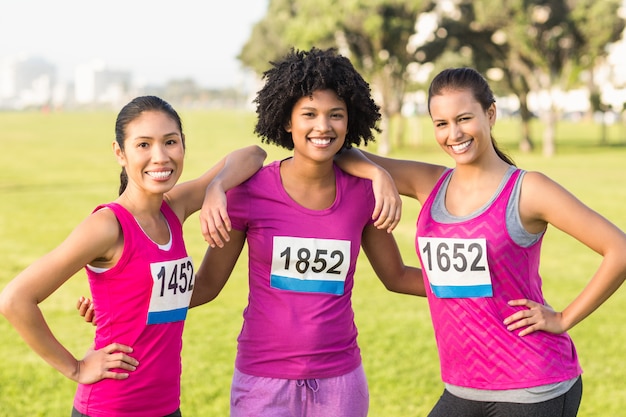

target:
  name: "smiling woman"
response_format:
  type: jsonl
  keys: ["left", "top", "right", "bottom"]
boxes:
{"left": 113, "top": 98, "right": 186, "bottom": 197}
{"left": 190, "top": 47, "right": 426, "bottom": 417}
{"left": 335, "top": 66, "right": 626, "bottom": 417}
{"left": 0, "top": 95, "right": 266, "bottom": 417}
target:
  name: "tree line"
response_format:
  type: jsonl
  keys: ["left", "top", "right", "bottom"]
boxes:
{"left": 237, "top": 0, "right": 625, "bottom": 156}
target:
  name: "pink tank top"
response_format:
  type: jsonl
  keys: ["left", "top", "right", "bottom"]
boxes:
{"left": 74, "top": 201, "right": 193, "bottom": 416}
{"left": 416, "top": 169, "right": 581, "bottom": 389}
{"left": 228, "top": 161, "right": 375, "bottom": 379}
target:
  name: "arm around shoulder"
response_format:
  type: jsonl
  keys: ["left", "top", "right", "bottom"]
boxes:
{"left": 335, "top": 147, "right": 446, "bottom": 202}
{"left": 167, "top": 145, "right": 267, "bottom": 222}
{"left": 198, "top": 146, "right": 266, "bottom": 246}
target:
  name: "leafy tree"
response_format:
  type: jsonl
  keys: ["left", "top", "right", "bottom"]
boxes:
{"left": 239, "top": 0, "right": 430, "bottom": 154}
{"left": 571, "top": 0, "right": 625, "bottom": 144}
{"left": 239, "top": 0, "right": 624, "bottom": 156}
{"left": 238, "top": 0, "right": 299, "bottom": 74}
{"left": 415, "top": 0, "right": 624, "bottom": 156}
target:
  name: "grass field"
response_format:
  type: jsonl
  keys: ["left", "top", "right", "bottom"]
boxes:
{"left": 1, "top": 109, "right": 625, "bottom": 416}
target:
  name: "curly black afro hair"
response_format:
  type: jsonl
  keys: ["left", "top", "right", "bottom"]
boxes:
{"left": 253, "top": 47, "right": 381, "bottom": 150}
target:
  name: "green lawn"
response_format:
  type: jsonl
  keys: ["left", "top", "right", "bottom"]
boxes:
{"left": 0, "top": 110, "right": 625, "bottom": 416}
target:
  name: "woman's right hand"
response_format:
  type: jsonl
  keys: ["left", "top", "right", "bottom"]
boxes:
{"left": 76, "top": 343, "right": 138, "bottom": 384}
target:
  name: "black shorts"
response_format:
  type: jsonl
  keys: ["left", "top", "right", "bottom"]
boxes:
{"left": 71, "top": 406, "right": 182, "bottom": 417}
{"left": 428, "top": 377, "right": 583, "bottom": 417}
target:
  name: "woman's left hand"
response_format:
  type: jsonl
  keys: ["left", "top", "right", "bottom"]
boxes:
{"left": 504, "top": 299, "right": 567, "bottom": 336}
{"left": 199, "top": 184, "right": 231, "bottom": 248}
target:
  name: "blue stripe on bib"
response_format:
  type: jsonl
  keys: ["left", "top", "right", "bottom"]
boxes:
{"left": 271, "top": 274, "right": 345, "bottom": 295}
{"left": 431, "top": 284, "right": 493, "bottom": 298}
{"left": 147, "top": 307, "right": 189, "bottom": 324}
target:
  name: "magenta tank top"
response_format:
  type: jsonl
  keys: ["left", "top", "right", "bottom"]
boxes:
{"left": 74, "top": 201, "right": 193, "bottom": 416}
{"left": 416, "top": 169, "right": 581, "bottom": 389}
{"left": 228, "top": 161, "right": 375, "bottom": 379}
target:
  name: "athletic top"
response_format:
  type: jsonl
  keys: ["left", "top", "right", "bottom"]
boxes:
{"left": 416, "top": 168, "right": 582, "bottom": 390}
{"left": 74, "top": 201, "right": 194, "bottom": 417}
{"left": 228, "top": 160, "right": 375, "bottom": 379}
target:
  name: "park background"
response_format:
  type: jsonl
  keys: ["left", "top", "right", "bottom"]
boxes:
{"left": 1, "top": 109, "right": 625, "bottom": 416}
{"left": 2, "top": 0, "right": 626, "bottom": 416}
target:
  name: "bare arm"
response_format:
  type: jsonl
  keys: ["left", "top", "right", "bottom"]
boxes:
{"left": 504, "top": 172, "right": 626, "bottom": 336}
{"left": 0, "top": 211, "right": 138, "bottom": 383}
{"left": 335, "top": 147, "right": 446, "bottom": 204}
{"left": 190, "top": 229, "right": 246, "bottom": 308}
{"left": 360, "top": 223, "right": 426, "bottom": 296}
{"left": 165, "top": 144, "right": 267, "bottom": 226}
{"left": 196, "top": 146, "right": 266, "bottom": 247}
{"left": 335, "top": 150, "right": 402, "bottom": 232}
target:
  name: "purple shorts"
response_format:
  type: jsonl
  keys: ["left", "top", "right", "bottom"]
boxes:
{"left": 230, "top": 364, "right": 369, "bottom": 417}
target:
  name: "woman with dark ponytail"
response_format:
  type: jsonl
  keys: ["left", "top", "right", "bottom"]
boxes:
{"left": 336, "top": 67, "right": 626, "bottom": 416}
{"left": 0, "top": 95, "right": 266, "bottom": 417}
{"left": 114, "top": 96, "right": 185, "bottom": 195}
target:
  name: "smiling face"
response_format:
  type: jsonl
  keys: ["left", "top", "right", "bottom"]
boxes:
{"left": 429, "top": 88, "right": 496, "bottom": 165}
{"left": 285, "top": 89, "right": 348, "bottom": 164}
{"left": 114, "top": 110, "right": 185, "bottom": 196}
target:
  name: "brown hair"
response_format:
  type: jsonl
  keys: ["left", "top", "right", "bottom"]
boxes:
{"left": 428, "top": 68, "right": 515, "bottom": 166}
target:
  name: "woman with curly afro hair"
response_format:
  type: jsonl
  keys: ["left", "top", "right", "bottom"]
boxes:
{"left": 253, "top": 47, "right": 381, "bottom": 152}
{"left": 192, "top": 47, "right": 425, "bottom": 417}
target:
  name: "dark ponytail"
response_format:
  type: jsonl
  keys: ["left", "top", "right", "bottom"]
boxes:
{"left": 119, "top": 167, "right": 128, "bottom": 196}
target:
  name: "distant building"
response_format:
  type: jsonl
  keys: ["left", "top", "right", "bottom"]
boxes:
{"left": 74, "top": 60, "right": 133, "bottom": 108}
{"left": 0, "top": 56, "right": 136, "bottom": 110}
{"left": 0, "top": 55, "right": 56, "bottom": 109}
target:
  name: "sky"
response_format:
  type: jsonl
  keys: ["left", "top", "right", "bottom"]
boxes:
{"left": 0, "top": 0, "right": 269, "bottom": 89}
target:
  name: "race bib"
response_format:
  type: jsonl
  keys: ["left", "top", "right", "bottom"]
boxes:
{"left": 417, "top": 237, "right": 492, "bottom": 298}
{"left": 270, "top": 236, "right": 350, "bottom": 295}
{"left": 147, "top": 256, "right": 194, "bottom": 324}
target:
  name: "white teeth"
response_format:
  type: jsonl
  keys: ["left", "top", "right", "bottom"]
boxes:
{"left": 451, "top": 140, "right": 471, "bottom": 152}
{"left": 310, "top": 138, "right": 331, "bottom": 145}
{"left": 147, "top": 171, "right": 172, "bottom": 179}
